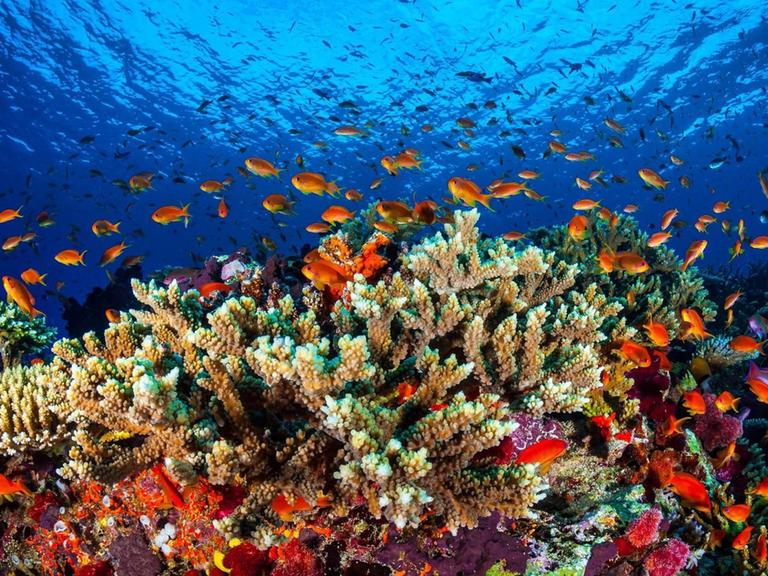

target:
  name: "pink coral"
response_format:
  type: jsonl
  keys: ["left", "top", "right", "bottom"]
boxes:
{"left": 693, "top": 393, "right": 742, "bottom": 452}
{"left": 626, "top": 506, "right": 662, "bottom": 548}
{"left": 643, "top": 538, "right": 690, "bottom": 576}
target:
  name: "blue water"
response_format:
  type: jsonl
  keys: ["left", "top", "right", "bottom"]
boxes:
{"left": 1, "top": 0, "right": 767, "bottom": 332}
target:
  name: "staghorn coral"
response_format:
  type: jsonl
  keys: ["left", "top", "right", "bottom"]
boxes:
{"left": 528, "top": 213, "right": 717, "bottom": 340}
{"left": 0, "top": 301, "right": 57, "bottom": 369}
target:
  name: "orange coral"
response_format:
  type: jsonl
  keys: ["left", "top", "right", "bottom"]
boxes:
{"left": 319, "top": 231, "right": 390, "bottom": 280}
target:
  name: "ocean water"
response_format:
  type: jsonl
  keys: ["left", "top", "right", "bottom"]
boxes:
{"left": 0, "top": 0, "right": 766, "bottom": 332}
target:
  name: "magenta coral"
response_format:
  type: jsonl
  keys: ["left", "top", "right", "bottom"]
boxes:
{"left": 625, "top": 506, "right": 662, "bottom": 548}
{"left": 627, "top": 359, "right": 676, "bottom": 423}
{"left": 643, "top": 538, "right": 690, "bottom": 576}
{"left": 693, "top": 393, "right": 742, "bottom": 452}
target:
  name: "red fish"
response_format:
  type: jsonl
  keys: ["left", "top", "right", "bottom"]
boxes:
{"left": 271, "top": 493, "right": 312, "bottom": 521}
{"left": 682, "top": 390, "right": 706, "bottom": 415}
{"left": 732, "top": 525, "right": 753, "bottom": 550}
{"left": 722, "top": 503, "right": 750, "bottom": 523}
{"left": 151, "top": 464, "right": 184, "bottom": 509}
{"left": 0, "top": 473, "right": 31, "bottom": 498}
{"left": 199, "top": 282, "right": 231, "bottom": 299}
{"left": 515, "top": 438, "right": 567, "bottom": 473}
{"left": 667, "top": 472, "right": 711, "bottom": 512}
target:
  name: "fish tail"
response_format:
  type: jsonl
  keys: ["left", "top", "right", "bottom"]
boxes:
{"left": 114, "top": 221, "right": 122, "bottom": 233}
{"left": 477, "top": 195, "right": 495, "bottom": 211}
{"left": 79, "top": 250, "right": 87, "bottom": 265}
{"left": 326, "top": 182, "right": 340, "bottom": 197}
{"left": 182, "top": 203, "right": 191, "bottom": 228}
{"left": 39, "top": 274, "right": 47, "bottom": 286}
{"left": 30, "top": 306, "right": 44, "bottom": 318}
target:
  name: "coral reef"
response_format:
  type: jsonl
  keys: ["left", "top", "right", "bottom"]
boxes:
{"left": 0, "top": 300, "right": 56, "bottom": 368}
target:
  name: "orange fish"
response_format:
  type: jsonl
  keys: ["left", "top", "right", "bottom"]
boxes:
{"left": 262, "top": 194, "right": 294, "bottom": 215}
{"left": 670, "top": 154, "right": 684, "bottom": 165}
{"left": 518, "top": 170, "right": 539, "bottom": 180}
{"left": 549, "top": 140, "right": 566, "bottom": 154}
{"left": 575, "top": 177, "right": 592, "bottom": 191}
{"left": 271, "top": 493, "right": 312, "bottom": 521}
{"left": 91, "top": 219, "right": 120, "bottom": 238}
{"left": 713, "top": 201, "right": 730, "bottom": 214}
{"left": 751, "top": 236, "right": 768, "bottom": 249}
{"left": 129, "top": 172, "right": 154, "bottom": 191}
{"left": 321, "top": 205, "right": 355, "bottom": 224}
{"left": 660, "top": 208, "right": 678, "bottom": 231}
{"left": 334, "top": 125, "right": 366, "bottom": 137}
{"left": 2, "top": 235, "right": 22, "bottom": 251}
{"left": 619, "top": 341, "right": 651, "bottom": 367}
{"left": 751, "top": 477, "right": 768, "bottom": 498}
{"left": 680, "top": 308, "right": 712, "bottom": 340}
{"left": 244, "top": 157, "right": 282, "bottom": 178}
{"left": 638, "top": 168, "right": 669, "bottom": 189}
{"left": 729, "top": 240, "right": 743, "bottom": 261}
{"left": 380, "top": 156, "right": 399, "bottom": 176}
{"left": 151, "top": 464, "right": 184, "bottom": 509}
{"left": 345, "top": 188, "right": 363, "bottom": 201}
{"left": 653, "top": 349, "right": 672, "bottom": 371}
{"left": 503, "top": 231, "right": 526, "bottom": 241}
{"left": 679, "top": 175, "right": 691, "bottom": 188}
{"left": 682, "top": 390, "right": 706, "bottom": 415}
{"left": 413, "top": 200, "right": 437, "bottom": 225}
{"left": 374, "top": 221, "right": 398, "bottom": 233}
{"left": 0, "top": 473, "right": 31, "bottom": 498}
{"left": 573, "top": 198, "right": 600, "bottom": 210}
{"left": 567, "top": 215, "right": 590, "bottom": 241}
{"left": 667, "top": 472, "right": 711, "bottom": 512}
{"left": 732, "top": 526, "right": 753, "bottom": 550}
{"left": 152, "top": 204, "right": 190, "bottom": 227}
{"left": 55, "top": 249, "right": 87, "bottom": 266}
{"left": 217, "top": 198, "right": 228, "bottom": 219}
{"left": 623, "top": 204, "right": 638, "bottom": 213}
{"left": 377, "top": 201, "right": 413, "bottom": 223}
{"left": 724, "top": 291, "right": 742, "bottom": 310}
{"left": 713, "top": 441, "right": 739, "bottom": 469}
{"left": 3, "top": 276, "right": 42, "bottom": 318}
{"left": 715, "top": 391, "right": 739, "bottom": 413}
{"left": 291, "top": 172, "right": 339, "bottom": 197}
{"left": 393, "top": 152, "right": 422, "bottom": 171}
{"left": 489, "top": 181, "right": 528, "bottom": 198}
{"left": 199, "top": 282, "right": 231, "bottom": 298}
{"left": 660, "top": 415, "right": 690, "bottom": 437}
{"left": 397, "top": 381, "right": 418, "bottom": 403}
{"left": 105, "top": 308, "right": 120, "bottom": 323}
{"left": 723, "top": 503, "right": 750, "bottom": 523}
{"left": 199, "top": 180, "right": 224, "bottom": 193}
{"left": 302, "top": 261, "right": 350, "bottom": 291}
{"left": 370, "top": 177, "right": 384, "bottom": 190}
{"left": 604, "top": 118, "right": 625, "bottom": 133}
{"left": 647, "top": 232, "right": 672, "bottom": 247}
{"left": 755, "top": 531, "right": 767, "bottom": 565}
{"left": 681, "top": 240, "right": 707, "bottom": 271}
{"left": 730, "top": 335, "right": 765, "bottom": 354}
{"left": 447, "top": 177, "right": 494, "bottom": 210}
{"left": 515, "top": 438, "right": 567, "bottom": 473}
{"left": 615, "top": 252, "right": 649, "bottom": 274}
{"left": 596, "top": 248, "right": 615, "bottom": 273}
{"left": 643, "top": 318, "right": 670, "bottom": 347}
{"left": 306, "top": 222, "right": 331, "bottom": 234}
{"left": 0, "top": 206, "right": 23, "bottom": 223}
{"left": 20, "top": 268, "right": 46, "bottom": 286}
{"left": 564, "top": 151, "right": 595, "bottom": 162}
{"left": 100, "top": 241, "right": 129, "bottom": 266}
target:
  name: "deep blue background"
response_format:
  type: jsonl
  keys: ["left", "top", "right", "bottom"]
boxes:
{"left": 0, "top": 0, "right": 767, "bottom": 332}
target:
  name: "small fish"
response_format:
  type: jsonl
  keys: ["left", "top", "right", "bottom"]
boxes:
{"left": 682, "top": 390, "right": 706, "bottom": 415}
{"left": 681, "top": 240, "right": 707, "bottom": 271}
{"left": 643, "top": 318, "right": 670, "bottom": 347}
{"left": 732, "top": 526, "right": 753, "bottom": 550}
{"left": 55, "top": 249, "right": 87, "bottom": 266}
{"left": 199, "top": 282, "right": 231, "bottom": 298}
{"left": 447, "top": 177, "right": 494, "bottom": 210}
{"left": 21, "top": 268, "right": 47, "bottom": 286}
{"left": 750, "top": 476, "right": 768, "bottom": 498}
{"left": 244, "top": 157, "right": 282, "bottom": 178}
{"left": 713, "top": 201, "right": 730, "bottom": 214}
{"left": 730, "top": 335, "right": 765, "bottom": 354}
{"left": 724, "top": 291, "right": 742, "bottom": 310}
{"left": 573, "top": 198, "right": 599, "bottom": 210}
{"left": 0, "top": 473, "right": 31, "bottom": 498}
{"left": 292, "top": 172, "right": 339, "bottom": 197}
{"left": 262, "top": 194, "right": 294, "bottom": 215}
{"left": 715, "top": 391, "right": 739, "bottom": 413}
{"left": 567, "top": 215, "right": 590, "bottom": 242}
{"left": 217, "top": 198, "right": 228, "bottom": 219}
{"left": 660, "top": 415, "right": 690, "bottom": 437}
{"left": 722, "top": 503, "right": 750, "bottom": 523}
{"left": 374, "top": 221, "right": 398, "bottom": 233}
{"left": 619, "top": 341, "right": 651, "bottom": 367}
{"left": 515, "top": 438, "right": 567, "bottom": 473}
{"left": 680, "top": 308, "right": 712, "bottom": 340}
{"left": 647, "top": 232, "right": 672, "bottom": 247}
{"left": 3, "top": 276, "right": 42, "bottom": 317}
{"left": 92, "top": 219, "right": 121, "bottom": 237}
{"left": 334, "top": 125, "right": 367, "bottom": 137}
{"left": 100, "top": 241, "right": 129, "bottom": 266}
{"left": 0, "top": 206, "right": 23, "bottom": 223}
{"left": 603, "top": 118, "right": 625, "bottom": 133}
{"left": 152, "top": 205, "right": 191, "bottom": 227}
{"left": 502, "top": 231, "right": 526, "bottom": 241}
{"left": 200, "top": 180, "right": 224, "bottom": 193}
{"left": 667, "top": 472, "right": 711, "bottom": 512}
{"left": 638, "top": 168, "right": 669, "bottom": 189}
{"left": 306, "top": 222, "right": 331, "bottom": 234}
{"left": 321, "top": 205, "right": 355, "bottom": 224}
{"left": 302, "top": 260, "right": 350, "bottom": 290}
{"left": 105, "top": 308, "right": 120, "bottom": 323}
{"left": 518, "top": 170, "right": 539, "bottom": 180}
{"left": 345, "top": 189, "right": 363, "bottom": 201}
{"left": 129, "top": 172, "right": 154, "bottom": 192}
{"left": 759, "top": 171, "right": 768, "bottom": 200}
{"left": 412, "top": 200, "right": 437, "bottom": 225}
{"left": 750, "top": 236, "right": 768, "bottom": 249}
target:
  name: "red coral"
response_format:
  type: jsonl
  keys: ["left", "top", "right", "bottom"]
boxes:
{"left": 272, "top": 540, "right": 322, "bottom": 576}
{"left": 28, "top": 491, "right": 58, "bottom": 523}
{"left": 643, "top": 538, "right": 690, "bottom": 576}
{"left": 625, "top": 507, "right": 662, "bottom": 548}
{"left": 647, "top": 450, "right": 679, "bottom": 489}
{"left": 75, "top": 560, "right": 113, "bottom": 576}
{"left": 223, "top": 542, "right": 272, "bottom": 576}
{"left": 693, "top": 393, "right": 742, "bottom": 452}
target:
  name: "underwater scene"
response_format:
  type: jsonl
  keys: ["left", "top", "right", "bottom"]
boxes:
{"left": 1, "top": 0, "right": 768, "bottom": 574}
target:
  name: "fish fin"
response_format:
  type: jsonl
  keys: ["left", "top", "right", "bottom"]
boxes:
{"left": 477, "top": 195, "right": 495, "bottom": 211}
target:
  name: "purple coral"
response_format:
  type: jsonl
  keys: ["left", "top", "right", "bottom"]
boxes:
{"left": 693, "top": 393, "right": 742, "bottom": 452}
{"left": 643, "top": 538, "right": 689, "bottom": 576}
{"left": 627, "top": 359, "right": 675, "bottom": 423}
{"left": 495, "top": 413, "right": 563, "bottom": 463}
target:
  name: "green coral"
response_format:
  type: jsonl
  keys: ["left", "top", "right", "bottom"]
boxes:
{"left": 0, "top": 300, "right": 56, "bottom": 369}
